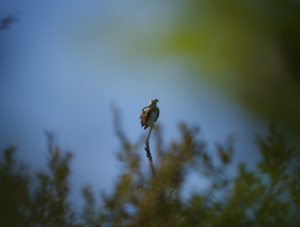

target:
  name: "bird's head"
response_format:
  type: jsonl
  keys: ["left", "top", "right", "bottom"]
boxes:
{"left": 150, "top": 98, "right": 159, "bottom": 105}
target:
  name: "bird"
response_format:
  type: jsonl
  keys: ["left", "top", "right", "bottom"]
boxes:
{"left": 140, "top": 99, "right": 160, "bottom": 130}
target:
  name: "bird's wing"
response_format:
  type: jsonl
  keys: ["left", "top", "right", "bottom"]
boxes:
{"left": 139, "top": 107, "right": 147, "bottom": 119}
{"left": 140, "top": 107, "right": 151, "bottom": 126}
{"left": 139, "top": 109, "right": 144, "bottom": 120}
{"left": 145, "top": 108, "right": 152, "bottom": 122}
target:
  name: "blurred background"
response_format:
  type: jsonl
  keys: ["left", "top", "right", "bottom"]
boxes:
{"left": 1, "top": 0, "right": 300, "bottom": 208}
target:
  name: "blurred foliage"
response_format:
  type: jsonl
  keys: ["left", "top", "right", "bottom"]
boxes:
{"left": 0, "top": 145, "right": 31, "bottom": 227}
{"left": 0, "top": 132, "right": 82, "bottom": 227}
{"left": 1, "top": 118, "right": 300, "bottom": 226}
{"left": 80, "top": 117, "right": 300, "bottom": 227}
{"left": 127, "top": 0, "right": 300, "bottom": 134}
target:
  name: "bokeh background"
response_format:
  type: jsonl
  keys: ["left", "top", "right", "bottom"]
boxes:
{"left": 1, "top": 0, "right": 300, "bottom": 209}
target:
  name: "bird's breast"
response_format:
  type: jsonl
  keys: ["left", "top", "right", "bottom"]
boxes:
{"left": 147, "top": 110, "right": 158, "bottom": 125}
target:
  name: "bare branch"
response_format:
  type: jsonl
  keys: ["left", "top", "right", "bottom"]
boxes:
{"left": 145, "top": 124, "right": 156, "bottom": 177}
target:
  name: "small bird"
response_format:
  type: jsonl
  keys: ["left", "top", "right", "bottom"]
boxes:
{"left": 140, "top": 99, "right": 160, "bottom": 130}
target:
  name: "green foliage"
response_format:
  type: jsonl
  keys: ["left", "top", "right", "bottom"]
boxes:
{"left": 0, "top": 132, "right": 82, "bottom": 227}
{"left": 79, "top": 117, "right": 300, "bottom": 227}
{"left": 1, "top": 120, "right": 300, "bottom": 226}
{"left": 81, "top": 186, "right": 102, "bottom": 227}
{"left": 0, "top": 145, "right": 31, "bottom": 227}
{"left": 29, "top": 131, "right": 80, "bottom": 227}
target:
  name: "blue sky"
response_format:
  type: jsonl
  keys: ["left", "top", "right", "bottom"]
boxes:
{"left": 0, "top": 0, "right": 268, "bottom": 209}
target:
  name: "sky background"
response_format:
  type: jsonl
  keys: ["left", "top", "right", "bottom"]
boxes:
{"left": 0, "top": 0, "right": 269, "bottom": 209}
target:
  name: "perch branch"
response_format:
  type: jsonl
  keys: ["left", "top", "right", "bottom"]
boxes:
{"left": 145, "top": 124, "right": 156, "bottom": 177}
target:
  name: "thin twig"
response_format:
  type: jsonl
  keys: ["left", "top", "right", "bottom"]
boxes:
{"left": 167, "top": 188, "right": 175, "bottom": 199}
{"left": 145, "top": 125, "right": 156, "bottom": 177}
